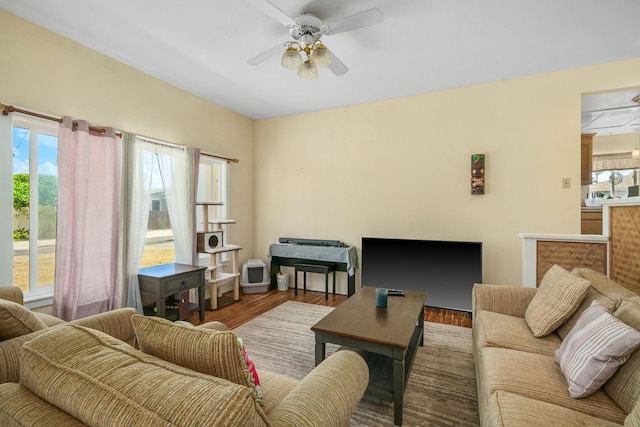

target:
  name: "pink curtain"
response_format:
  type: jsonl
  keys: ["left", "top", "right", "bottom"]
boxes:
{"left": 53, "top": 117, "right": 121, "bottom": 320}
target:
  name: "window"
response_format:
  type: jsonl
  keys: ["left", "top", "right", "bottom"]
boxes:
{"left": 12, "top": 117, "right": 58, "bottom": 296}
{"left": 139, "top": 152, "right": 176, "bottom": 268}
{"left": 197, "top": 155, "right": 229, "bottom": 263}
{"left": 590, "top": 168, "right": 638, "bottom": 198}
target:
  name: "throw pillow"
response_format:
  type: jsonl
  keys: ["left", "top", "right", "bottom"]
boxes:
{"left": 238, "top": 337, "right": 263, "bottom": 406}
{"left": 555, "top": 300, "right": 640, "bottom": 399}
{"left": 131, "top": 315, "right": 263, "bottom": 405}
{"left": 0, "top": 299, "right": 48, "bottom": 340}
{"left": 525, "top": 264, "right": 591, "bottom": 337}
{"left": 571, "top": 268, "right": 637, "bottom": 300}
{"left": 556, "top": 286, "right": 618, "bottom": 340}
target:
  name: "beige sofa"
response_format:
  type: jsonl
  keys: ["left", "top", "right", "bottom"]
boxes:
{"left": 0, "top": 285, "right": 138, "bottom": 384}
{"left": 0, "top": 312, "right": 369, "bottom": 426}
{"left": 472, "top": 266, "right": 640, "bottom": 426}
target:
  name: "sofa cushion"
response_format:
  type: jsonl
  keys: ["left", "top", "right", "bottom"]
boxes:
{"left": 131, "top": 314, "right": 259, "bottom": 402}
{"left": 0, "top": 382, "right": 87, "bottom": 426}
{"left": 35, "top": 313, "right": 66, "bottom": 328}
{"left": 556, "top": 285, "right": 619, "bottom": 339}
{"left": 474, "top": 310, "right": 560, "bottom": 357}
{"left": 166, "top": 318, "right": 263, "bottom": 405}
{"left": 0, "top": 299, "right": 48, "bottom": 340}
{"left": 554, "top": 300, "right": 640, "bottom": 398}
{"left": 258, "top": 371, "right": 299, "bottom": 415}
{"left": 472, "top": 284, "right": 538, "bottom": 320}
{"left": 572, "top": 268, "right": 638, "bottom": 300}
{"left": 525, "top": 265, "right": 591, "bottom": 337}
{"left": 20, "top": 324, "right": 268, "bottom": 427}
{"left": 0, "top": 286, "right": 24, "bottom": 305}
{"left": 604, "top": 298, "right": 640, "bottom": 414}
{"left": 476, "top": 347, "right": 627, "bottom": 424}
{"left": 488, "top": 390, "right": 622, "bottom": 427}
{"left": 627, "top": 399, "right": 640, "bottom": 427}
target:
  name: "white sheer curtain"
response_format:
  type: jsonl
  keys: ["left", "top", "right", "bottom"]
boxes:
{"left": 54, "top": 117, "right": 120, "bottom": 320}
{"left": 115, "top": 137, "right": 197, "bottom": 312}
{"left": 115, "top": 133, "right": 154, "bottom": 312}
{"left": 156, "top": 144, "right": 196, "bottom": 265}
{"left": 189, "top": 148, "right": 200, "bottom": 265}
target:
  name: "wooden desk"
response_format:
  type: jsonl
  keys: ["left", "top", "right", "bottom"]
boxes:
{"left": 138, "top": 263, "right": 206, "bottom": 321}
{"left": 311, "top": 286, "right": 425, "bottom": 425}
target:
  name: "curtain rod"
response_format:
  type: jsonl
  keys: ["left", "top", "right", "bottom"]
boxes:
{"left": 1, "top": 102, "right": 240, "bottom": 164}
{"left": 136, "top": 135, "right": 184, "bottom": 150}
{"left": 201, "top": 151, "right": 239, "bottom": 164}
{"left": 1, "top": 103, "right": 123, "bottom": 138}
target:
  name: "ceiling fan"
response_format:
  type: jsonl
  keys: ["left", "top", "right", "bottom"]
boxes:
{"left": 247, "top": 0, "right": 384, "bottom": 79}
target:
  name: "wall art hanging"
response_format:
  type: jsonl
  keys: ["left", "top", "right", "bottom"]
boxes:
{"left": 471, "top": 154, "right": 485, "bottom": 195}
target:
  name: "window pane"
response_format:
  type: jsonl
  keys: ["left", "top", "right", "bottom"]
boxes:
{"left": 590, "top": 169, "right": 638, "bottom": 198}
{"left": 197, "top": 159, "right": 226, "bottom": 225}
{"left": 12, "top": 122, "right": 58, "bottom": 294}
{"left": 37, "top": 133, "right": 57, "bottom": 287}
{"left": 12, "top": 127, "right": 30, "bottom": 292}
{"left": 196, "top": 156, "right": 228, "bottom": 264}
{"left": 141, "top": 153, "right": 175, "bottom": 267}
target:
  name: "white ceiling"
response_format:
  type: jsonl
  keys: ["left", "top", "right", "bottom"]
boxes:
{"left": 582, "top": 89, "right": 640, "bottom": 136}
{"left": 1, "top": 0, "right": 640, "bottom": 121}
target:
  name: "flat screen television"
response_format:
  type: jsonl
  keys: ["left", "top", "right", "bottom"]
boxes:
{"left": 361, "top": 237, "right": 482, "bottom": 312}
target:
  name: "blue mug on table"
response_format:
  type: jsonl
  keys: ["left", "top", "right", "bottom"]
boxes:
{"left": 375, "top": 288, "right": 388, "bottom": 307}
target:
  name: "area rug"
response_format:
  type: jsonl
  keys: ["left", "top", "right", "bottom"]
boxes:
{"left": 233, "top": 301, "right": 479, "bottom": 426}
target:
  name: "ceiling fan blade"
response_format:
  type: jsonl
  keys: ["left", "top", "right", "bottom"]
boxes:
{"left": 327, "top": 49, "right": 348, "bottom": 76}
{"left": 248, "top": 0, "right": 297, "bottom": 28}
{"left": 248, "top": 42, "right": 289, "bottom": 66}
{"left": 321, "top": 8, "right": 383, "bottom": 36}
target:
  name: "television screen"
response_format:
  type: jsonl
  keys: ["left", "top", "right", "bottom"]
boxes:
{"left": 361, "top": 237, "right": 482, "bottom": 312}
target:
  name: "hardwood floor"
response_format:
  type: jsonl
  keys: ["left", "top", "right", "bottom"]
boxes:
{"left": 185, "top": 288, "right": 472, "bottom": 329}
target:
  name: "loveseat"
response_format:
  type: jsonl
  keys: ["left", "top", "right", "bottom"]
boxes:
{"left": 472, "top": 265, "right": 640, "bottom": 426}
{"left": 0, "top": 285, "right": 138, "bottom": 383}
{"left": 0, "top": 313, "right": 369, "bottom": 426}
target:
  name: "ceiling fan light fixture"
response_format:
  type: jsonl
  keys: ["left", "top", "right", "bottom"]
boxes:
{"left": 310, "top": 45, "right": 333, "bottom": 68}
{"left": 298, "top": 60, "right": 318, "bottom": 80}
{"left": 281, "top": 47, "right": 302, "bottom": 70}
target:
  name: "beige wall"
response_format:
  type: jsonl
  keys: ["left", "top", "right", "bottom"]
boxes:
{"left": 593, "top": 134, "right": 638, "bottom": 154}
{"left": 0, "top": 11, "right": 255, "bottom": 268}
{"left": 3, "top": 9, "right": 640, "bottom": 295}
{"left": 255, "top": 59, "right": 640, "bottom": 290}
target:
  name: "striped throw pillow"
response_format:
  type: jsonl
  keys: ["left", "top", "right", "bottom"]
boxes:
{"left": 525, "top": 264, "right": 591, "bottom": 337}
{"left": 554, "top": 300, "right": 640, "bottom": 398}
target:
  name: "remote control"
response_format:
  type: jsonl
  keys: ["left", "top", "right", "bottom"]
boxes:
{"left": 387, "top": 289, "right": 405, "bottom": 296}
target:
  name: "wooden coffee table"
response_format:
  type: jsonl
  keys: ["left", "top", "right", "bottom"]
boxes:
{"left": 311, "top": 286, "right": 426, "bottom": 426}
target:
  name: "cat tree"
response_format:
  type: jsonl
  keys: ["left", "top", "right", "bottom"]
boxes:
{"left": 196, "top": 201, "right": 241, "bottom": 310}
